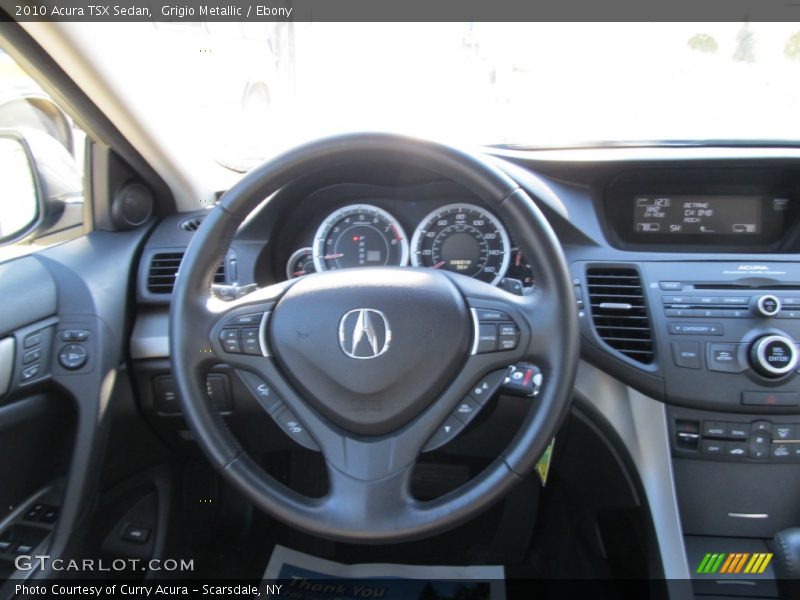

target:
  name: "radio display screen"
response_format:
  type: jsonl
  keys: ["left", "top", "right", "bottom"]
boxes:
{"left": 633, "top": 195, "right": 772, "bottom": 235}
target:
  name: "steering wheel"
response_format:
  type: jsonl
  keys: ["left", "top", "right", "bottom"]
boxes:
{"left": 169, "top": 133, "right": 579, "bottom": 543}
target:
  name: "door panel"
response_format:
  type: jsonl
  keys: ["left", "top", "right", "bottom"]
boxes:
{"left": 0, "top": 227, "right": 150, "bottom": 582}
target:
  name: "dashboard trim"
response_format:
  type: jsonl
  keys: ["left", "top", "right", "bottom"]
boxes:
{"left": 575, "top": 360, "right": 692, "bottom": 589}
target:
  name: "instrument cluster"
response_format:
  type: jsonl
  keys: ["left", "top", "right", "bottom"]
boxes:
{"left": 285, "top": 202, "right": 535, "bottom": 294}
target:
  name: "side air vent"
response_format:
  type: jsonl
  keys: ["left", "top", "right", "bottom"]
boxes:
{"left": 147, "top": 252, "right": 225, "bottom": 294}
{"left": 586, "top": 267, "right": 654, "bottom": 364}
{"left": 179, "top": 216, "right": 204, "bottom": 232}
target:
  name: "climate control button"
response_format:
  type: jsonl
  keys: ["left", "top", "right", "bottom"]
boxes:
{"left": 750, "top": 334, "right": 798, "bottom": 378}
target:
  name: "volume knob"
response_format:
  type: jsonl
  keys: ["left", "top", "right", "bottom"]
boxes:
{"left": 755, "top": 295, "right": 782, "bottom": 317}
{"left": 750, "top": 335, "right": 798, "bottom": 378}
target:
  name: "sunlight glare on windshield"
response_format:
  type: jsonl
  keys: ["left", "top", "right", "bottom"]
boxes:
{"left": 67, "top": 22, "right": 800, "bottom": 172}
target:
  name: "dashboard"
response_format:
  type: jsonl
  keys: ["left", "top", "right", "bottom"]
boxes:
{"left": 126, "top": 147, "right": 800, "bottom": 582}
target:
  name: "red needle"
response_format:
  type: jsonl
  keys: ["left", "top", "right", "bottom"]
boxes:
{"left": 432, "top": 261, "right": 446, "bottom": 269}
{"left": 293, "top": 271, "right": 305, "bottom": 276}
{"left": 323, "top": 253, "right": 344, "bottom": 259}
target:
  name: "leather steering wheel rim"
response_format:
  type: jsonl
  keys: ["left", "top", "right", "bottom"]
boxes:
{"left": 169, "top": 133, "right": 579, "bottom": 543}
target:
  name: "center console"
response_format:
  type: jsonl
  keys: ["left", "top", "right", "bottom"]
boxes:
{"left": 574, "top": 258, "right": 800, "bottom": 597}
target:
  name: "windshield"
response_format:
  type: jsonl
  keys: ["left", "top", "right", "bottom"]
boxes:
{"left": 65, "top": 22, "right": 800, "bottom": 171}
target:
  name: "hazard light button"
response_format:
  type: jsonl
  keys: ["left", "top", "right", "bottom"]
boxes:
{"left": 741, "top": 391, "right": 800, "bottom": 407}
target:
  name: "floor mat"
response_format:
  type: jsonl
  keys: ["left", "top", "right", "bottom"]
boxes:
{"left": 261, "top": 544, "right": 506, "bottom": 600}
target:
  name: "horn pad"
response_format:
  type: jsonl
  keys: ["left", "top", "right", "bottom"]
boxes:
{"left": 269, "top": 268, "right": 471, "bottom": 435}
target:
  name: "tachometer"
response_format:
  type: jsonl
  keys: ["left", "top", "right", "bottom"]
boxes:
{"left": 410, "top": 203, "right": 511, "bottom": 285}
{"left": 312, "top": 204, "right": 409, "bottom": 272}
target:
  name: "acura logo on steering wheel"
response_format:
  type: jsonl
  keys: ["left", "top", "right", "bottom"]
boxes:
{"left": 338, "top": 309, "right": 392, "bottom": 359}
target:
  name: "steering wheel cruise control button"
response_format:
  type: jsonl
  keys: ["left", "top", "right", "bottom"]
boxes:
{"left": 497, "top": 323, "right": 520, "bottom": 350}
{"left": 471, "top": 308, "right": 523, "bottom": 354}
{"left": 58, "top": 344, "right": 87, "bottom": 370}
{"left": 474, "top": 309, "right": 511, "bottom": 321}
{"left": 476, "top": 324, "right": 498, "bottom": 353}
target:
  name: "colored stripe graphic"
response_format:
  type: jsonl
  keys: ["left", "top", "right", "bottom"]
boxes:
{"left": 756, "top": 553, "right": 772, "bottom": 574}
{"left": 698, "top": 553, "right": 773, "bottom": 575}
{"left": 719, "top": 553, "right": 736, "bottom": 574}
{"left": 697, "top": 553, "right": 725, "bottom": 574}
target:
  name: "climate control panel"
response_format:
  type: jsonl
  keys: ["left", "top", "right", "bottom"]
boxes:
{"left": 672, "top": 410, "right": 800, "bottom": 462}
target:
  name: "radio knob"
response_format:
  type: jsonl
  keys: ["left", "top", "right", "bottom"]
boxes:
{"left": 750, "top": 335, "right": 798, "bottom": 378}
{"left": 755, "top": 295, "right": 782, "bottom": 317}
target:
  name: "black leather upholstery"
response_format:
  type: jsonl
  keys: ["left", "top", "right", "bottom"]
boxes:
{"left": 774, "top": 528, "right": 800, "bottom": 579}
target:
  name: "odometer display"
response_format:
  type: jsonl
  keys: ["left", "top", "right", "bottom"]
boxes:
{"left": 411, "top": 203, "right": 511, "bottom": 285}
{"left": 312, "top": 204, "right": 409, "bottom": 272}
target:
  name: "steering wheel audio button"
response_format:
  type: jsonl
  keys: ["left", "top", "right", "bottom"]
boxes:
{"left": 423, "top": 415, "right": 465, "bottom": 452}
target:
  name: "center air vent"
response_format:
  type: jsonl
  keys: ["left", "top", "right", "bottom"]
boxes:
{"left": 147, "top": 252, "right": 225, "bottom": 294}
{"left": 586, "top": 266, "right": 654, "bottom": 365}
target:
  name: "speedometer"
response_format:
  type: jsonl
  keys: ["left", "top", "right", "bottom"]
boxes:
{"left": 312, "top": 204, "right": 409, "bottom": 272}
{"left": 410, "top": 203, "right": 511, "bottom": 285}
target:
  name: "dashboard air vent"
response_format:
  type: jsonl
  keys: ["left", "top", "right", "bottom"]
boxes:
{"left": 179, "top": 216, "right": 204, "bottom": 232}
{"left": 586, "top": 267, "right": 654, "bottom": 365}
{"left": 147, "top": 252, "right": 225, "bottom": 294}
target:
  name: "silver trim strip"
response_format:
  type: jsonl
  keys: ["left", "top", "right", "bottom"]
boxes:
{"left": 0, "top": 337, "right": 15, "bottom": 396}
{"left": 130, "top": 310, "right": 169, "bottom": 359}
{"left": 469, "top": 308, "right": 480, "bottom": 355}
{"left": 598, "top": 302, "right": 633, "bottom": 310}
{"left": 728, "top": 512, "right": 769, "bottom": 519}
{"left": 259, "top": 311, "right": 272, "bottom": 357}
{"left": 575, "top": 361, "right": 692, "bottom": 590}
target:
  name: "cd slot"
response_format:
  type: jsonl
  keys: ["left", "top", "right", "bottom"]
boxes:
{"left": 693, "top": 284, "right": 800, "bottom": 290}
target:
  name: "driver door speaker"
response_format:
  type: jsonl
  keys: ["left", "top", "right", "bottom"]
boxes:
{"left": 111, "top": 182, "right": 153, "bottom": 230}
